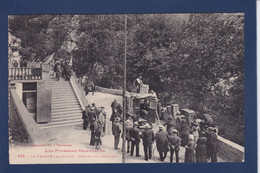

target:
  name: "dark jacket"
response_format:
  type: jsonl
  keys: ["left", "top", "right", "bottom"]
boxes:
{"left": 90, "top": 121, "right": 98, "bottom": 131}
{"left": 206, "top": 131, "right": 218, "bottom": 153}
{"left": 168, "top": 134, "right": 182, "bottom": 151}
{"left": 110, "top": 112, "right": 121, "bottom": 122}
{"left": 130, "top": 126, "right": 141, "bottom": 143}
{"left": 142, "top": 129, "right": 154, "bottom": 145}
{"left": 155, "top": 130, "right": 169, "bottom": 152}
{"left": 196, "top": 137, "right": 208, "bottom": 162}
{"left": 88, "top": 110, "right": 96, "bottom": 122}
{"left": 82, "top": 108, "right": 90, "bottom": 120}
{"left": 112, "top": 122, "right": 121, "bottom": 136}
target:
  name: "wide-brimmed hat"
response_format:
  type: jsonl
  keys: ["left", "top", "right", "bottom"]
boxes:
{"left": 172, "top": 129, "right": 178, "bottom": 133}
{"left": 126, "top": 119, "right": 131, "bottom": 125}
{"left": 144, "top": 123, "right": 150, "bottom": 129}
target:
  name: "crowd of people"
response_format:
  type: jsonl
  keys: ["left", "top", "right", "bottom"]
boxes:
{"left": 82, "top": 103, "right": 107, "bottom": 150}
{"left": 81, "top": 98, "right": 218, "bottom": 163}
{"left": 52, "top": 59, "right": 72, "bottom": 81}
{"left": 163, "top": 113, "right": 218, "bottom": 163}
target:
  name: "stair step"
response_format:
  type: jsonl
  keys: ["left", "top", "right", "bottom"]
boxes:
{"left": 52, "top": 96, "right": 77, "bottom": 100}
{"left": 52, "top": 93, "right": 76, "bottom": 96}
{"left": 51, "top": 116, "right": 82, "bottom": 122}
{"left": 38, "top": 119, "right": 82, "bottom": 129}
{"left": 51, "top": 112, "right": 82, "bottom": 118}
{"left": 52, "top": 103, "right": 80, "bottom": 109}
{"left": 51, "top": 110, "right": 82, "bottom": 116}
{"left": 52, "top": 102, "right": 80, "bottom": 106}
{"left": 52, "top": 88, "right": 74, "bottom": 93}
{"left": 38, "top": 121, "right": 82, "bottom": 129}
{"left": 52, "top": 106, "right": 81, "bottom": 112}
{"left": 52, "top": 97, "right": 78, "bottom": 102}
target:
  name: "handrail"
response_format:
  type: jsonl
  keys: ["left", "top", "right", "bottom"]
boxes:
{"left": 10, "top": 88, "right": 44, "bottom": 144}
{"left": 70, "top": 72, "right": 88, "bottom": 110}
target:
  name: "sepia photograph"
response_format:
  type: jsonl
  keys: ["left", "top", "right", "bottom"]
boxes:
{"left": 8, "top": 13, "right": 244, "bottom": 164}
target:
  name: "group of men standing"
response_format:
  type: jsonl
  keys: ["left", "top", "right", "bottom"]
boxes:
{"left": 82, "top": 98, "right": 218, "bottom": 163}
{"left": 82, "top": 103, "right": 106, "bottom": 149}
{"left": 165, "top": 113, "right": 218, "bottom": 163}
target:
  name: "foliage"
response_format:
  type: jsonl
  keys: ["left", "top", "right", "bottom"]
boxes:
{"left": 8, "top": 13, "right": 245, "bottom": 145}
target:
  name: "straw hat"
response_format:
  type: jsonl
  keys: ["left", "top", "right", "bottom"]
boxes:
{"left": 144, "top": 123, "right": 151, "bottom": 129}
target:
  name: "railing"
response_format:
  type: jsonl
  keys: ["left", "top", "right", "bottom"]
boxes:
{"left": 9, "top": 87, "right": 43, "bottom": 145}
{"left": 70, "top": 72, "right": 88, "bottom": 110}
{"left": 9, "top": 67, "right": 42, "bottom": 80}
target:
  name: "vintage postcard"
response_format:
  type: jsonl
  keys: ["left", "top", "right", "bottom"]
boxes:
{"left": 8, "top": 13, "right": 245, "bottom": 164}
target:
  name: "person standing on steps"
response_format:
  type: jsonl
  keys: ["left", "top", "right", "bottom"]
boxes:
{"left": 56, "top": 61, "right": 62, "bottom": 81}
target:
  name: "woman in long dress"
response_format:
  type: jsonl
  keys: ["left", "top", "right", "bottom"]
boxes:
{"left": 196, "top": 136, "right": 208, "bottom": 162}
{"left": 185, "top": 134, "right": 196, "bottom": 163}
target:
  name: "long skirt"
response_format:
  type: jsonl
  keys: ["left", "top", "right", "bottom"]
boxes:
{"left": 185, "top": 148, "right": 195, "bottom": 163}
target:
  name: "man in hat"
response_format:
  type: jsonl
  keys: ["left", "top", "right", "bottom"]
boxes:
{"left": 155, "top": 125, "right": 169, "bottom": 162}
{"left": 141, "top": 123, "right": 154, "bottom": 161}
{"left": 100, "top": 107, "right": 107, "bottom": 133}
{"left": 130, "top": 122, "right": 141, "bottom": 157}
{"left": 206, "top": 127, "right": 218, "bottom": 162}
{"left": 88, "top": 105, "right": 97, "bottom": 123}
{"left": 94, "top": 123, "right": 104, "bottom": 150}
{"left": 112, "top": 117, "right": 121, "bottom": 149}
{"left": 90, "top": 117, "right": 98, "bottom": 146}
{"left": 111, "top": 99, "right": 118, "bottom": 114}
{"left": 82, "top": 104, "right": 91, "bottom": 130}
{"left": 168, "top": 129, "right": 182, "bottom": 163}
{"left": 122, "top": 119, "right": 132, "bottom": 153}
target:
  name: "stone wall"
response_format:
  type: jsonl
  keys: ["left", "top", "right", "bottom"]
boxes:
{"left": 9, "top": 92, "right": 31, "bottom": 144}
{"left": 217, "top": 135, "right": 244, "bottom": 162}
{"left": 95, "top": 86, "right": 123, "bottom": 96}
{"left": 9, "top": 88, "right": 42, "bottom": 145}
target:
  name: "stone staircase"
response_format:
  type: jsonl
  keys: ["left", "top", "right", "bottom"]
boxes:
{"left": 38, "top": 73, "right": 82, "bottom": 129}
